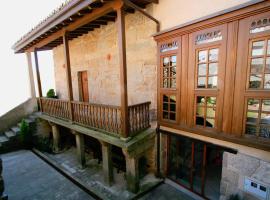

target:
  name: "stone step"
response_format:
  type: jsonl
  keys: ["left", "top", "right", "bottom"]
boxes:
{"left": 0, "top": 136, "right": 9, "bottom": 143}
{"left": 4, "top": 131, "right": 16, "bottom": 139}
{"left": 18, "top": 118, "right": 35, "bottom": 128}
{"left": 10, "top": 127, "right": 20, "bottom": 135}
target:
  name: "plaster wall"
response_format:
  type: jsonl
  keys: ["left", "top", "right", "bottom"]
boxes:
{"left": 148, "top": 0, "right": 255, "bottom": 31}
{"left": 53, "top": 11, "right": 157, "bottom": 116}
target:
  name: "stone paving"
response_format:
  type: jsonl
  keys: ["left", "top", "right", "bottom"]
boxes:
{"left": 45, "top": 147, "right": 162, "bottom": 200}
{"left": 140, "top": 183, "right": 196, "bottom": 200}
{"left": 1, "top": 150, "right": 94, "bottom": 200}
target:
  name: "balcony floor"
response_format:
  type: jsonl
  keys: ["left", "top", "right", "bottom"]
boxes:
{"left": 39, "top": 113, "right": 156, "bottom": 151}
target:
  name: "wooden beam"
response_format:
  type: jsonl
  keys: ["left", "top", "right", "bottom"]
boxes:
{"left": 26, "top": 0, "right": 117, "bottom": 52}
{"left": 34, "top": 50, "right": 43, "bottom": 98}
{"left": 26, "top": 52, "right": 36, "bottom": 98}
{"left": 34, "top": 49, "right": 43, "bottom": 112}
{"left": 63, "top": 32, "right": 74, "bottom": 121}
{"left": 116, "top": 2, "right": 129, "bottom": 138}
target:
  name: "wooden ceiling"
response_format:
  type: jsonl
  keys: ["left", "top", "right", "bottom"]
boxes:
{"left": 13, "top": 0, "right": 157, "bottom": 53}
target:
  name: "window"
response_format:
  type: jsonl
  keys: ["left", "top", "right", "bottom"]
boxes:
{"left": 248, "top": 39, "right": 270, "bottom": 89}
{"left": 245, "top": 98, "right": 270, "bottom": 138}
{"left": 195, "top": 96, "right": 216, "bottom": 128}
{"left": 162, "top": 55, "right": 177, "bottom": 88}
{"left": 162, "top": 94, "right": 176, "bottom": 121}
{"left": 197, "top": 48, "right": 219, "bottom": 88}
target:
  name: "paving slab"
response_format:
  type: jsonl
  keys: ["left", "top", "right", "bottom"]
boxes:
{"left": 1, "top": 150, "right": 94, "bottom": 200}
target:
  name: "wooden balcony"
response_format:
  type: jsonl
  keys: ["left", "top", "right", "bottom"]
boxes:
{"left": 40, "top": 98, "right": 151, "bottom": 138}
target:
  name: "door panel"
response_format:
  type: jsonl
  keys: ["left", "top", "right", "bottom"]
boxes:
{"left": 79, "top": 71, "right": 89, "bottom": 102}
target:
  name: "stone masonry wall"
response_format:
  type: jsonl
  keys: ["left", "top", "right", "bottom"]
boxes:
{"left": 53, "top": 11, "right": 157, "bottom": 119}
{"left": 221, "top": 152, "right": 270, "bottom": 200}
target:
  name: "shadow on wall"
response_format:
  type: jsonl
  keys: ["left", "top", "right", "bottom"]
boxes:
{"left": 0, "top": 98, "right": 37, "bottom": 133}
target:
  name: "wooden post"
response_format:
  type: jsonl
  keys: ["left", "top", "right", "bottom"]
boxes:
{"left": 63, "top": 32, "right": 74, "bottom": 121}
{"left": 34, "top": 49, "right": 43, "bottom": 111}
{"left": 116, "top": 3, "right": 129, "bottom": 138}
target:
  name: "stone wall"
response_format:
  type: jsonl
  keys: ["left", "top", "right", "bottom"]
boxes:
{"left": 221, "top": 152, "right": 270, "bottom": 200}
{"left": 53, "top": 11, "right": 157, "bottom": 118}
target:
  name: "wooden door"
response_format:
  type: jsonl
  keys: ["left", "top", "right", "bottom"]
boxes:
{"left": 79, "top": 71, "right": 89, "bottom": 102}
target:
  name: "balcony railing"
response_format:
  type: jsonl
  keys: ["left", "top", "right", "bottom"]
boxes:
{"left": 40, "top": 97, "right": 151, "bottom": 137}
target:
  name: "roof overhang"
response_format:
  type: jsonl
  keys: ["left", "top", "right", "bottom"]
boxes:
{"left": 13, "top": 0, "right": 158, "bottom": 53}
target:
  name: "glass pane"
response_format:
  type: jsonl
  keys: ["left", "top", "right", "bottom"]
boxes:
{"left": 163, "top": 95, "right": 169, "bottom": 102}
{"left": 196, "top": 116, "right": 205, "bottom": 126}
{"left": 267, "top": 40, "right": 270, "bottom": 55}
{"left": 266, "top": 57, "right": 270, "bottom": 73}
{"left": 206, "top": 107, "right": 215, "bottom": 118}
{"left": 250, "top": 58, "right": 264, "bottom": 74}
{"left": 193, "top": 143, "right": 204, "bottom": 194}
{"left": 248, "top": 99, "right": 260, "bottom": 111}
{"left": 170, "top": 103, "right": 176, "bottom": 112}
{"left": 198, "top": 77, "right": 206, "bottom": 88}
{"left": 209, "top": 63, "right": 218, "bottom": 75}
{"left": 171, "top": 66, "right": 176, "bottom": 77}
{"left": 171, "top": 78, "right": 176, "bottom": 88}
{"left": 249, "top": 74, "right": 262, "bottom": 88}
{"left": 196, "top": 106, "right": 204, "bottom": 117}
{"left": 209, "top": 48, "right": 219, "bottom": 62}
{"left": 163, "top": 78, "right": 169, "bottom": 88}
{"left": 206, "top": 118, "right": 215, "bottom": 128}
{"left": 198, "top": 64, "right": 207, "bottom": 76}
{"left": 198, "top": 50, "right": 207, "bottom": 63}
{"left": 246, "top": 125, "right": 257, "bottom": 136}
{"left": 208, "top": 76, "right": 218, "bottom": 88}
{"left": 246, "top": 111, "right": 258, "bottom": 124}
{"left": 207, "top": 97, "right": 216, "bottom": 107}
{"left": 252, "top": 40, "right": 265, "bottom": 56}
{"left": 171, "top": 56, "right": 177, "bottom": 66}
{"left": 259, "top": 126, "right": 270, "bottom": 138}
{"left": 170, "top": 113, "right": 176, "bottom": 120}
{"left": 264, "top": 74, "right": 270, "bottom": 89}
{"left": 163, "top": 57, "right": 170, "bottom": 66}
{"left": 163, "top": 103, "right": 168, "bottom": 111}
{"left": 163, "top": 68, "right": 169, "bottom": 77}
{"left": 170, "top": 95, "right": 176, "bottom": 103}
{"left": 260, "top": 113, "right": 270, "bottom": 124}
{"left": 197, "top": 96, "right": 205, "bottom": 105}
{"left": 163, "top": 111, "right": 169, "bottom": 119}
{"left": 262, "top": 100, "right": 270, "bottom": 112}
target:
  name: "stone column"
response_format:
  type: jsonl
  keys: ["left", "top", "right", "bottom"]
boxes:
{"left": 100, "top": 141, "right": 114, "bottom": 185}
{"left": 0, "top": 158, "right": 7, "bottom": 200}
{"left": 123, "top": 150, "right": 139, "bottom": 193}
{"left": 74, "top": 132, "right": 85, "bottom": 168}
{"left": 26, "top": 52, "right": 36, "bottom": 98}
{"left": 51, "top": 124, "right": 60, "bottom": 153}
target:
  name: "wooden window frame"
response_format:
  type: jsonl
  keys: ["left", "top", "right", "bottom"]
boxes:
{"left": 246, "top": 36, "right": 270, "bottom": 90}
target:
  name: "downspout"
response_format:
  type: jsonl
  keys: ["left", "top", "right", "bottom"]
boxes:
{"left": 123, "top": 0, "right": 160, "bottom": 32}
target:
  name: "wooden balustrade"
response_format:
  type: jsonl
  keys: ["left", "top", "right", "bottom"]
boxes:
{"left": 40, "top": 98, "right": 151, "bottom": 137}
{"left": 72, "top": 101, "right": 122, "bottom": 135}
{"left": 128, "top": 101, "right": 151, "bottom": 136}
{"left": 40, "top": 98, "right": 69, "bottom": 119}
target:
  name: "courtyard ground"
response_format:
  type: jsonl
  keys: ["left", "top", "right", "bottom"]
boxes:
{"left": 1, "top": 150, "right": 196, "bottom": 200}
{"left": 2, "top": 150, "right": 93, "bottom": 200}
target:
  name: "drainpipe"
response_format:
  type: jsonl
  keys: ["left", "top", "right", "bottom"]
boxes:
{"left": 123, "top": 0, "right": 160, "bottom": 32}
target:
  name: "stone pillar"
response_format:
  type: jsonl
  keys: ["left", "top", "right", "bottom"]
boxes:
{"left": 74, "top": 132, "right": 85, "bottom": 168}
{"left": 100, "top": 141, "right": 114, "bottom": 185}
{"left": 0, "top": 158, "right": 7, "bottom": 200}
{"left": 26, "top": 52, "right": 36, "bottom": 98}
{"left": 51, "top": 124, "right": 60, "bottom": 153}
{"left": 123, "top": 150, "right": 139, "bottom": 193}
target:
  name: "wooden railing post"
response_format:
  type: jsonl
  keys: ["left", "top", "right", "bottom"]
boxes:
{"left": 34, "top": 49, "right": 43, "bottom": 112}
{"left": 63, "top": 31, "right": 74, "bottom": 122}
{"left": 115, "top": 1, "right": 129, "bottom": 138}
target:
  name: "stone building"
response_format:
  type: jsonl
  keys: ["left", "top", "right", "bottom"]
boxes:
{"left": 13, "top": 0, "right": 270, "bottom": 199}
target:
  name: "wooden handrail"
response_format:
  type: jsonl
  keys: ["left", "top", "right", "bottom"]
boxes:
{"left": 40, "top": 97, "right": 151, "bottom": 137}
